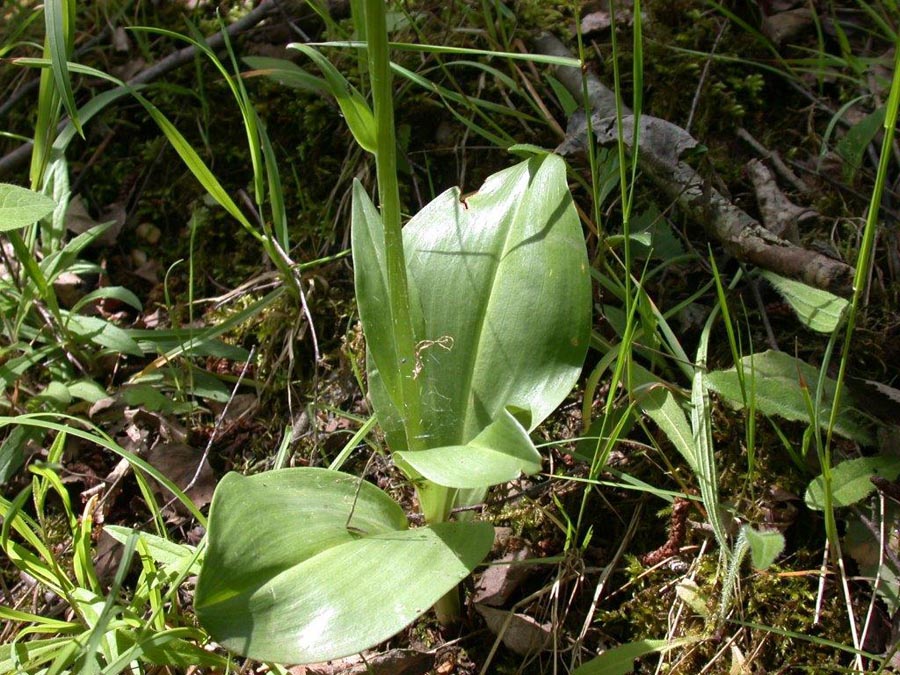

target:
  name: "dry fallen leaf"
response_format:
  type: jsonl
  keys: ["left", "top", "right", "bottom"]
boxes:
{"left": 472, "top": 541, "right": 535, "bottom": 607}
{"left": 65, "top": 195, "right": 126, "bottom": 247}
{"left": 476, "top": 604, "right": 552, "bottom": 656}
{"left": 144, "top": 442, "right": 215, "bottom": 516}
{"left": 762, "top": 8, "right": 814, "bottom": 45}
{"left": 580, "top": 11, "right": 611, "bottom": 34}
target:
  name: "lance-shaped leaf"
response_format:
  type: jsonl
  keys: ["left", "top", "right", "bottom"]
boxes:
{"left": 396, "top": 408, "right": 540, "bottom": 488}
{"left": 631, "top": 364, "right": 698, "bottom": 474}
{"left": 288, "top": 44, "right": 376, "bottom": 153}
{"left": 353, "top": 153, "right": 590, "bottom": 460}
{"left": 195, "top": 468, "right": 493, "bottom": 664}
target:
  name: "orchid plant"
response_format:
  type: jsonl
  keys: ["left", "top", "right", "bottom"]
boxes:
{"left": 194, "top": 1, "right": 590, "bottom": 664}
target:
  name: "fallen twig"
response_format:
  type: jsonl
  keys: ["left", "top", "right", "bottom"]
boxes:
{"left": 737, "top": 126, "right": 813, "bottom": 197}
{"left": 746, "top": 158, "right": 817, "bottom": 242}
{"left": 534, "top": 32, "right": 856, "bottom": 298}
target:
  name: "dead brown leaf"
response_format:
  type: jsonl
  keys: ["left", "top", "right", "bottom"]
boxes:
{"left": 65, "top": 195, "right": 126, "bottom": 247}
{"left": 762, "top": 8, "right": 814, "bottom": 45}
{"left": 472, "top": 541, "right": 535, "bottom": 607}
{"left": 476, "top": 604, "right": 552, "bottom": 656}
{"left": 144, "top": 442, "right": 215, "bottom": 516}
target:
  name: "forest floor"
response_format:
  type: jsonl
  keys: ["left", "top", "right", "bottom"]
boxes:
{"left": 2, "top": 0, "right": 900, "bottom": 673}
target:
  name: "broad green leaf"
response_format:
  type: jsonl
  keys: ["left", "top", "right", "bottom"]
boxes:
{"left": 706, "top": 350, "right": 873, "bottom": 445}
{"left": 742, "top": 525, "right": 785, "bottom": 569}
{"left": 759, "top": 271, "right": 848, "bottom": 333}
{"left": 35, "top": 381, "right": 71, "bottom": 407}
{"left": 67, "top": 379, "right": 107, "bottom": 403}
{"left": 195, "top": 468, "right": 493, "bottom": 664}
{"left": 355, "top": 154, "right": 590, "bottom": 455}
{"left": 288, "top": 44, "right": 376, "bottom": 153}
{"left": 120, "top": 384, "right": 175, "bottom": 411}
{"left": 805, "top": 456, "right": 900, "bottom": 510}
{"left": 350, "top": 181, "right": 413, "bottom": 454}
{"left": 0, "top": 183, "right": 56, "bottom": 231}
{"left": 396, "top": 408, "right": 540, "bottom": 488}
{"left": 184, "top": 369, "right": 231, "bottom": 403}
{"left": 573, "top": 638, "right": 694, "bottom": 675}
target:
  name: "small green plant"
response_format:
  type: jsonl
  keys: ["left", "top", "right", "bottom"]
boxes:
{"left": 0, "top": 424, "right": 223, "bottom": 673}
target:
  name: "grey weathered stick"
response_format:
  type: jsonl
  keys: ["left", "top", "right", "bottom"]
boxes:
{"left": 746, "top": 158, "right": 816, "bottom": 243}
{"left": 0, "top": 0, "right": 278, "bottom": 177}
{"left": 738, "top": 126, "right": 812, "bottom": 197}
{"left": 534, "top": 32, "right": 855, "bottom": 298}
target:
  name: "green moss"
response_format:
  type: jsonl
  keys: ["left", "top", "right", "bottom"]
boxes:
{"left": 595, "top": 551, "right": 854, "bottom": 672}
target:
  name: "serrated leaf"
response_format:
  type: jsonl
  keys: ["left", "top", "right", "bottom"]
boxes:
{"left": 805, "top": 456, "right": 900, "bottom": 510}
{"left": 742, "top": 525, "right": 785, "bottom": 569}
{"left": 759, "top": 271, "right": 848, "bottom": 333}
{"left": 706, "top": 350, "right": 873, "bottom": 445}
{"left": 0, "top": 183, "right": 56, "bottom": 231}
{"left": 195, "top": 468, "right": 493, "bottom": 664}
{"left": 396, "top": 408, "right": 540, "bottom": 488}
